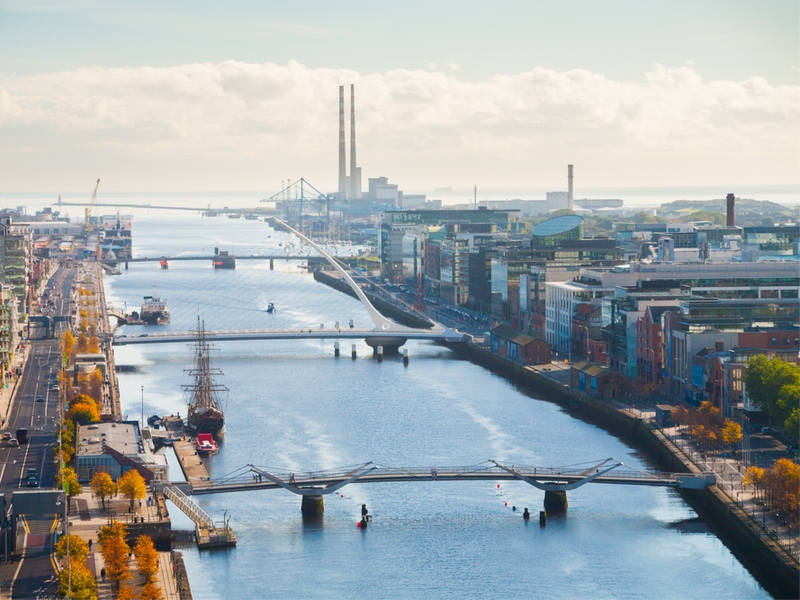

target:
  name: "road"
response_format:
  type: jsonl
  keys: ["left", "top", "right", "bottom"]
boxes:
{"left": 0, "top": 265, "right": 75, "bottom": 598}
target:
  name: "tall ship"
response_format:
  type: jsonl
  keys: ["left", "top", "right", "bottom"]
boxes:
{"left": 183, "top": 319, "right": 227, "bottom": 435}
{"left": 141, "top": 288, "right": 170, "bottom": 324}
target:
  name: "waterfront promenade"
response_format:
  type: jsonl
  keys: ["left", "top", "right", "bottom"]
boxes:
{"left": 521, "top": 359, "right": 800, "bottom": 588}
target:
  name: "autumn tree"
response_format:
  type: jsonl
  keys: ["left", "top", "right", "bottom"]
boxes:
{"left": 97, "top": 520, "right": 127, "bottom": 545}
{"left": 141, "top": 580, "right": 166, "bottom": 600}
{"left": 87, "top": 368, "right": 103, "bottom": 403}
{"left": 68, "top": 394, "right": 100, "bottom": 424}
{"left": 118, "top": 469, "right": 147, "bottom": 511}
{"left": 116, "top": 583, "right": 137, "bottom": 600}
{"left": 54, "top": 419, "right": 75, "bottom": 464}
{"left": 744, "top": 466, "right": 765, "bottom": 501}
{"left": 134, "top": 535, "right": 159, "bottom": 582}
{"left": 87, "top": 335, "right": 101, "bottom": 354}
{"left": 55, "top": 534, "right": 89, "bottom": 563}
{"left": 99, "top": 521, "right": 131, "bottom": 589}
{"left": 58, "top": 560, "right": 98, "bottom": 600}
{"left": 75, "top": 332, "right": 89, "bottom": 354}
{"left": 721, "top": 420, "right": 743, "bottom": 454}
{"left": 90, "top": 471, "right": 117, "bottom": 511}
{"left": 60, "top": 331, "right": 75, "bottom": 363}
{"left": 55, "top": 467, "right": 83, "bottom": 514}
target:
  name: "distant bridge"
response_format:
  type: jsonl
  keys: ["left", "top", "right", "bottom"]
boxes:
{"left": 120, "top": 254, "right": 327, "bottom": 263}
{"left": 112, "top": 218, "right": 460, "bottom": 348}
{"left": 114, "top": 327, "right": 465, "bottom": 345}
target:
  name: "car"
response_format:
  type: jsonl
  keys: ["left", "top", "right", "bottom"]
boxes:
{"left": 36, "top": 395, "right": 45, "bottom": 402}
{"left": 27, "top": 468, "right": 37, "bottom": 478}
{"left": 51, "top": 383, "right": 59, "bottom": 391}
{"left": 761, "top": 427, "right": 776, "bottom": 434}
{"left": 26, "top": 476, "right": 37, "bottom": 487}
{"left": 8, "top": 439, "right": 19, "bottom": 447}
{"left": 0, "top": 433, "right": 10, "bottom": 440}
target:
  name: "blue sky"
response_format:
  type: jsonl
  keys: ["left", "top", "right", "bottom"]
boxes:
{"left": 0, "top": 1, "right": 798, "bottom": 193}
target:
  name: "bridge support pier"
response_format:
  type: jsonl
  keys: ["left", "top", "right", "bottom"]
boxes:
{"left": 365, "top": 337, "right": 407, "bottom": 355}
{"left": 543, "top": 490, "right": 568, "bottom": 513}
{"left": 301, "top": 495, "right": 324, "bottom": 518}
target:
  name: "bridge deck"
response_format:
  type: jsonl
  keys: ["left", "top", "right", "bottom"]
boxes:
{"left": 114, "top": 328, "right": 458, "bottom": 345}
{"left": 191, "top": 464, "right": 705, "bottom": 495}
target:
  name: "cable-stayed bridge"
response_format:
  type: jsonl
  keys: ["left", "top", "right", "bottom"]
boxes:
{"left": 110, "top": 218, "right": 465, "bottom": 348}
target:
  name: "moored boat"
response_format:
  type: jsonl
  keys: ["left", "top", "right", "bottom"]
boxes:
{"left": 194, "top": 433, "right": 219, "bottom": 456}
{"left": 141, "top": 288, "right": 170, "bottom": 324}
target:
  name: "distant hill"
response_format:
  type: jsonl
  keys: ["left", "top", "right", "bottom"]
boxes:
{"left": 659, "top": 198, "right": 796, "bottom": 219}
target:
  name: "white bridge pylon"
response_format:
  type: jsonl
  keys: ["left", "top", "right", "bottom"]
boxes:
{"left": 113, "top": 220, "right": 464, "bottom": 345}
{"left": 273, "top": 218, "right": 446, "bottom": 335}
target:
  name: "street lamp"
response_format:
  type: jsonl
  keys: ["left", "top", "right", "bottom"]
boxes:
{"left": 141, "top": 385, "right": 144, "bottom": 432}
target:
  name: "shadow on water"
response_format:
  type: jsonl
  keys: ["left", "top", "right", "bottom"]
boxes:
{"left": 666, "top": 517, "right": 710, "bottom": 534}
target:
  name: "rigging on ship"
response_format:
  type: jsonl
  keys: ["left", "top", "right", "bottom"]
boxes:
{"left": 183, "top": 318, "right": 228, "bottom": 436}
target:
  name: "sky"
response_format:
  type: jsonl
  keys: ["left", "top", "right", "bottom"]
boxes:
{"left": 0, "top": 0, "right": 798, "bottom": 196}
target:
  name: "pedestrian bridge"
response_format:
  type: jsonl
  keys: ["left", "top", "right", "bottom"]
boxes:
{"left": 111, "top": 218, "right": 463, "bottom": 347}
{"left": 188, "top": 459, "right": 715, "bottom": 496}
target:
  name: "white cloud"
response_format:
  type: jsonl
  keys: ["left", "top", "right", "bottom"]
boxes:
{"left": 0, "top": 60, "right": 797, "bottom": 190}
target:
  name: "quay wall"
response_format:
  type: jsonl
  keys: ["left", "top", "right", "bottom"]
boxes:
{"left": 313, "top": 270, "right": 433, "bottom": 330}
{"left": 457, "top": 342, "right": 799, "bottom": 599}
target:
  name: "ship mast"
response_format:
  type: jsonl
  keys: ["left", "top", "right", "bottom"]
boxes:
{"left": 182, "top": 317, "right": 227, "bottom": 410}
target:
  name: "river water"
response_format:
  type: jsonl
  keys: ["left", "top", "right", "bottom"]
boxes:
{"left": 105, "top": 212, "right": 768, "bottom": 599}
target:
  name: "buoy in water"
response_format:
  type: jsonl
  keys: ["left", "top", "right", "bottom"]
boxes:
{"left": 504, "top": 502, "right": 508, "bottom": 506}
{"left": 496, "top": 484, "right": 501, "bottom": 489}
{"left": 356, "top": 521, "right": 361, "bottom": 528}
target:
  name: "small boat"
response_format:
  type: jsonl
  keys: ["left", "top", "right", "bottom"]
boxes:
{"left": 266, "top": 303, "right": 275, "bottom": 314}
{"left": 194, "top": 433, "right": 219, "bottom": 456}
{"left": 160, "top": 258, "right": 169, "bottom": 269}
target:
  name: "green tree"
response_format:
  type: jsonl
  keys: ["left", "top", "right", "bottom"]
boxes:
{"left": 632, "top": 211, "right": 657, "bottom": 224}
{"left": 90, "top": 471, "right": 117, "bottom": 511}
{"left": 743, "top": 356, "right": 800, "bottom": 427}
{"left": 681, "top": 210, "right": 726, "bottom": 225}
{"left": 118, "top": 469, "right": 147, "bottom": 511}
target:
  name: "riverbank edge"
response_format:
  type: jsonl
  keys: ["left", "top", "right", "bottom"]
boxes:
{"left": 456, "top": 342, "right": 799, "bottom": 600}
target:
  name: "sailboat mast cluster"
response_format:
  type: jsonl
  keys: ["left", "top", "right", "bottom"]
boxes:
{"left": 183, "top": 318, "right": 227, "bottom": 435}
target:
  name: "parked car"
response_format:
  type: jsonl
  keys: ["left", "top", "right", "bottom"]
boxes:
{"left": 8, "top": 439, "right": 19, "bottom": 447}
{"left": 761, "top": 427, "right": 776, "bottom": 434}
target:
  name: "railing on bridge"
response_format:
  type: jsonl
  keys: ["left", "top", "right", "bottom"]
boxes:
{"left": 190, "top": 459, "right": 714, "bottom": 496}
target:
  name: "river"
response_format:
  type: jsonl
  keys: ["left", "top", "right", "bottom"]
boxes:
{"left": 104, "top": 212, "right": 768, "bottom": 599}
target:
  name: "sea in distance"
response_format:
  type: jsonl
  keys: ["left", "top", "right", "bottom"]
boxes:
{"left": 81, "top": 210, "right": 772, "bottom": 599}
{"left": 3, "top": 182, "right": 798, "bottom": 214}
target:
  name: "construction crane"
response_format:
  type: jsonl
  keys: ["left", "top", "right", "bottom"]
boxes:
{"left": 84, "top": 178, "right": 100, "bottom": 232}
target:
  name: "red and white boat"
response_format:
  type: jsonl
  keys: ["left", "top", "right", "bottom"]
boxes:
{"left": 194, "top": 433, "right": 219, "bottom": 456}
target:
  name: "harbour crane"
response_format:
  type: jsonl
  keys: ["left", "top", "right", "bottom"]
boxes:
{"left": 84, "top": 178, "right": 100, "bottom": 232}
